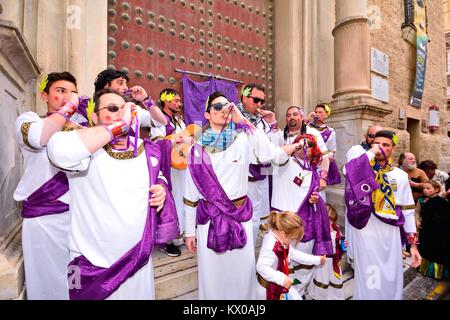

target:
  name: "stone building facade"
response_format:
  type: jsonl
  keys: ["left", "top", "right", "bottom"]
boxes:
{"left": 0, "top": 0, "right": 448, "bottom": 299}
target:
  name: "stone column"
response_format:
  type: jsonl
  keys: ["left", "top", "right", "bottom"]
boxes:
{"left": 326, "top": 0, "right": 391, "bottom": 213}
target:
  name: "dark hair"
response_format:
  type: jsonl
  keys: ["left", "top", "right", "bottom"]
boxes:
{"left": 315, "top": 104, "right": 327, "bottom": 112}
{"left": 205, "top": 91, "right": 227, "bottom": 113}
{"left": 159, "top": 88, "right": 180, "bottom": 109}
{"left": 240, "top": 83, "right": 265, "bottom": 101}
{"left": 93, "top": 88, "right": 125, "bottom": 112}
{"left": 42, "top": 72, "right": 77, "bottom": 93}
{"left": 398, "top": 153, "right": 406, "bottom": 167}
{"left": 283, "top": 106, "right": 305, "bottom": 140}
{"left": 94, "top": 69, "right": 129, "bottom": 93}
{"left": 418, "top": 160, "right": 437, "bottom": 171}
{"left": 374, "top": 130, "right": 395, "bottom": 144}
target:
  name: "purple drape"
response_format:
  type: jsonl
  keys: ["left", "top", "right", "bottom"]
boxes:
{"left": 182, "top": 74, "right": 239, "bottom": 126}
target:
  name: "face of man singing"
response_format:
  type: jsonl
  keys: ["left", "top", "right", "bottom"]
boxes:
{"left": 242, "top": 88, "right": 265, "bottom": 114}
{"left": 204, "top": 96, "right": 232, "bottom": 129}
{"left": 164, "top": 94, "right": 182, "bottom": 116}
{"left": 42, "top": 80, "right": 78, "bottom": 113}
{"left": 105, "top": 77, "right": 129, "bottom": 95}
{"left": 314, "top": 107, "right": 328, "bottom": 123}
{"left": 286, "top": 107, "right": 303, "bottom": 131}
{"left": 372, "top": 136, "right": 394, "bottom": 162}
{"left": 92, "top": 93, "right": 127, "bottom": 126}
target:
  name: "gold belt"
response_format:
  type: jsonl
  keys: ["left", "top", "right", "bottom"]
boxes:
{"left": 399, "top": 204, "right": 416, "bottom": 210}
{"left": 183, "top": 195, "right": 247, "bottom": 208}
{"left": 289, "top": 264, "right": 314, "bottom": 274}
{"left": 256, "top": 273, "right": 270, "bottom": 289}
{"left": 313, "top": 278, "right": 343, "bottom": 289}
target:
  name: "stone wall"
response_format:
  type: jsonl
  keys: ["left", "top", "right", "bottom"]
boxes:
{"left": 368, "top": 0, "right": 450, "bottom": 170}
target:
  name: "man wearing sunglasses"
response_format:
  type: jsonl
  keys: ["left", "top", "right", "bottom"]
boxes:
{"left": 236, "top": 83, "right": 278, "bottom": 246}
{"left": 14, "top": 71, "right": 83, "bottom": 299}
{"left": 47, "top": 89, "right": 179, "bottom": 299}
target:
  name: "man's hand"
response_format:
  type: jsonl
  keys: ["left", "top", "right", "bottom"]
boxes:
{"left": 259, "top": 109, "right": 276, "bottom": 124}
{"left": 370, "top": 143, "right": 383, "bottom": 157}
{"left": 282, "top": 276, "right": 293, "bottom": 289}
{"left": 409, "top": 245, "right": 421, "bottom": 268}
{"left": 64, "top": 92, "right": 80, "bottom": 107}
{"left": 319, "top": 255, "right": 326, "bottom": 265}
{"left": 319, "top": 178, "right": 327, "bottom": 192}
{"left": 149, "top": 184, "right": 166, "bottom": 212}
{"left": 185, "top": 236, "right": 197, "bottom": 254}
{"left": 130, "top": 85, "right": 148, "bottom": 102}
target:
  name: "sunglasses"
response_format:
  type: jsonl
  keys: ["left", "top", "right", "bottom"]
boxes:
{"left": 367, "top": 133, "right": 376, "bottom": 138}
{"left": 249, "top": 96, "right": 265, "bottom": 105}
{"left": 97, "top": 104, "right": 125, "bottom": 113}
{"left": 207, "top": 102, "right": 228, "bottom": 112}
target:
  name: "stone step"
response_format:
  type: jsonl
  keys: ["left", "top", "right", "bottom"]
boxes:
{"left": 153, "top": 245, "right": 198, "bottom": 300}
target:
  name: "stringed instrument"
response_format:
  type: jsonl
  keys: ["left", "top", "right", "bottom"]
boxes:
{"left": 166, "top": 123, "right": 202, "bottom": 169}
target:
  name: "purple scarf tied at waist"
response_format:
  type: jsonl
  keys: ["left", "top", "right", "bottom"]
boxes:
{"left": 344, "top": 153, "right": 405, "bottom": 232}
{"left": 249, "top": 163, "right": 271, "bottom": 181}
{"left": 22, "top": 171, "right": 69, "bottom": 218}
{"left": 295, "top": 167, "right": 333, "bottom": 256}
{"left": 320, "top": 128, "right": 332, "bottom": 143}
{"left": 327, "top": 160, "right": 342, "bottom": 185}
{"left": 189, "top": 143, "right": 253, "bottom": 253}
{"left": 68, "top": 139, "right": 179, "bottom": 300}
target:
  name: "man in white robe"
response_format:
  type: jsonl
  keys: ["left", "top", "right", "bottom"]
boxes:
{"left": 344, "top": 130, "right": 421, "bottom": 300}
{"left": 184, "top": 91, "right": 301, "bottom": 300}
{"left": 47, "top": 89, "right": 178, "bottom": 299}
{"left": 14, "top": 72, "right": 81, "bottom": 299}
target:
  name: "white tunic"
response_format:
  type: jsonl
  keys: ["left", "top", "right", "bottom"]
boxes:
{"left": 270, "top": 156, "right": 320, "bottom": 295}
{"left": 14, "top": 112, "right": 71, "bottom": 300}
{"left": 47, "top": 131, "right": 165, "bottom": 299}
{"left": 348, "top": 152, "right": 416, "bottom": 300}
{"left": 256, "top": 230, "right": 321, "bottom": 300}
{"left": 184, "top": 129, "right": 288, "bottom": 300}
{"left": 151, "top": 117, "right": 187, "bottom": 234}
{"left": 308, "top": 230, "right": 345, "bottom": 300}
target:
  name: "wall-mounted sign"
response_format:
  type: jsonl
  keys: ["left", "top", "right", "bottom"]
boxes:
{"left": 428, "top": 105, "right": 439, "bottom": 132}
{"left": 371, "top": 48, "right": 389, "bottom": 76}
{"left": 410, "top": 0, "right": 428, "bottom": 108}
{"left": 371, "top": 74, "right": 389, "bottom": 102}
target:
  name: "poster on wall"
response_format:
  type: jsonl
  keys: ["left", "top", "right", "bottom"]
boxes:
{"left": 410, "top": 0, "right": 427, "bottom": 108}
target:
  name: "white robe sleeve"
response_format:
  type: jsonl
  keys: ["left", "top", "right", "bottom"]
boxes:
{"left": 256, "top": 235, "right": 287, "bottom": 286}
{"left": 289, "top": 246, "right": 321, "bottom": 265}
{"left": 326, "top": 130, "right": 337, "bottom": 158}
{"left": 137, "top": 109, "right": 165, "bottom": 128}
{"left": 15, "top": 112, "right": 45, "bottom": 151}
{"left": 395, "top": 170, "right": 417, "bottom": 234}
{"left": 183, "top": 167, "right": 201, "bottom": 237}
{"left": 346, "top": 145, "right": 366, "bottom": 162}
{"left": 247, "top": 129, "right": 289, "bottom": 165}
{"left": 47, "top": 131, "right": 91, "bottom": 173}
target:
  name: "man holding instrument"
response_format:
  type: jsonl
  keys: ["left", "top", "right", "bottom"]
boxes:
{"left": 344, "top": 130, "right": 421, "bottom": 299}
{"left": 47, "top": 89, "right": 178, "bottom": 299}
{"left": 151, "top": 88, "right": 196, "bottom": 257}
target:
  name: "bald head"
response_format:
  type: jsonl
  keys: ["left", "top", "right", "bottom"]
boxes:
{"left": 366, "top": 125, "right": 384, "bottom": 146}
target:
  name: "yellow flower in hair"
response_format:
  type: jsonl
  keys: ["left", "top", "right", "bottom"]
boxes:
{"left": 241, "top": 86, "right": 251, "bottom": 97}
{"left": 38, "top": 75, "right": 49, "bottom": 93}
{"left": 86, "top": 97, "right": 95, "bottom": 127}
{"left": 324, "top": 104, "right": 331, "bottom": 115}
{"left": 392, "top": 133, "right": 399, "bottom": 146}
{"left": 160, "top": 91, "right": 175, "bottom": 103}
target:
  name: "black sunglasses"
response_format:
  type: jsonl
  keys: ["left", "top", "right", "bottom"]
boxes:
{"left": 248, "top": 96, "right": 265, "bottom": 105}
{"left": 207, "top": 102, "right": 228, "bottom": 112}
{"left": 367, "top": 133, "right": 376, "bottom": 138}
{"left": 97, "top": 104, "right": 125, "bottom": 113}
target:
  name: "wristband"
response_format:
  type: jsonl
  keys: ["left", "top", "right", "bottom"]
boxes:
{"left": 142, "top": 97, "right": 155, "bottom": 109}
{"left": 57, "top": 102, "right": 77, "bottom": 120}
{"left": 103, "top": 119, "right": 129, "bottom": 140}
{"left": 407, "top": 232, "right": 419, "bottom": 245}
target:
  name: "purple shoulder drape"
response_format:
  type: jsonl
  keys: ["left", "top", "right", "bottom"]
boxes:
{"left": 68, "top": 139, "right": 179, "bottom": 300}
{"left": 188, "top": 143, "right": 253, "bottom": 253}
{"left": 182, "top": 74, "right": 239, "bottom": 125}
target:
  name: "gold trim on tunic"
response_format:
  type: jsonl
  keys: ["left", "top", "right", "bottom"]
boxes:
{"left": 102, "top": 143, "right": 144, "bottom": 160}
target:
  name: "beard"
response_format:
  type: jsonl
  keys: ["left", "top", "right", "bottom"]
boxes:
{"left": 288, "top": 119, "right": 298, "bottom": 128}
{"left": 405, "top": 163, "right": 417, "bottom": 170}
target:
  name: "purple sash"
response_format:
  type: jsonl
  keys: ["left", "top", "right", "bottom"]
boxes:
{"left": 68, "top": 139, "right": 179, "bottom": 300}
{"left": 327, "top": 160, "right": 342, "bottom": 185}
{"left": 164, "top": 113, "right": 176, "bottom": 136}
{"left": 344, "top": 153, "right": 405, "bottom": 230}
{"left": 154, "top": 139, "right": 173, "bottom": 191}
{"left": 22, "top": 171, "right": 69, "bottom": 218}
{"left": 188, "top": 143, "right": 253, "bottom": 253}
{"left": 320, "top": 128, "right": 333, "bottom": 143}
{"left": 249, "top": 163, "right": 271, "bottom": 181}
{"left": 294, "top": 166, "right": 333, "bottom": 256}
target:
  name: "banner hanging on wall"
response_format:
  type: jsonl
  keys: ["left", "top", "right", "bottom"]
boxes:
{"left": 410, "top": 0, "right": 427, "bottom": 108}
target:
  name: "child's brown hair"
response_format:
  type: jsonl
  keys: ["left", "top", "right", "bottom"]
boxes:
{"left": 326, "top": 203, "right": 338, "bottom": 224}
{"left": 268, "top": 211, "right": 304, "bottom": 241}
{"left": 423, "top": 180, "right": 441, "bottom": 192}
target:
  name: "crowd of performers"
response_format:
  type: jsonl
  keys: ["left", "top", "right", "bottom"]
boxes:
{"left": 14, "top": 69, "right": 448, "bottom": 301}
